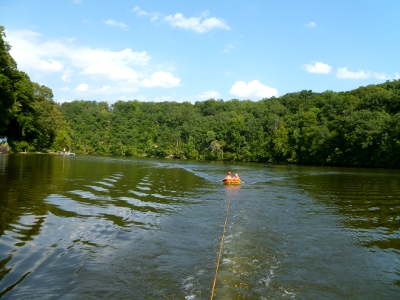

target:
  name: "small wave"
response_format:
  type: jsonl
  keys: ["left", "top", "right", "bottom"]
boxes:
{"left": 85, "top": 185, "right": 109, "bottom": 192}
{"left": 103, "top": 178, "right": 118, "bottom": 182}
{"left": 128, "top": 190, "right": 148, "bottom": 197}
{"left": 118, "top": 196, "right": 171, "bottom": 211}
{"left": 45, "top": 194, "right": 160, "bottom": 229}
{"left": 94, "top": 181, "right": 115, "bottom": 188}
{"left": 136, "top": 186, "right": 151, "bottom": 191}
{"left": 68, "top": 190, "right": 110, "bottom": 201}
{"left": 111, "top": 172, "right": 124, "bottom": 178}
{"left": 151, "top": 193, "right": 170, "bottom": 199}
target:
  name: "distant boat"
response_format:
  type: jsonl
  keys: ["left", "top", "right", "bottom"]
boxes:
{"left": 59, "top": 151, "right": 75, "bottom": 156}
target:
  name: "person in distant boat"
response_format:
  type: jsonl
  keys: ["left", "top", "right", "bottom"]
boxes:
{"left": 233, "top": 173, "right": 240, "bottom": 180}
{"left": 224, "top": 172, "right": 232, "bottom": 180}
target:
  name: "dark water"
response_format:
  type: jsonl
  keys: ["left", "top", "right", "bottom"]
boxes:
{"left": 0, "top": 154, "right": 399, "bottom": 299}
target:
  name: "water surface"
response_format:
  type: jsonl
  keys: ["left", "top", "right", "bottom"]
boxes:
{"left": 0, "top": 154, "right": 399, "bottom": 299}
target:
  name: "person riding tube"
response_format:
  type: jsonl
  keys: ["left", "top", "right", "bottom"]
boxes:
{"left": 223, "top": 172, "right": 241, "bottom": 185}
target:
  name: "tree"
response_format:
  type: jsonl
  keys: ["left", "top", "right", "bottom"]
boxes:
{"left": 32, "top": 83, "right": 69, "bottom": 150}
{"left": 53, "top": 128, "right": 72, "bottom": 151}
{"left": 0, "top": 26, "right": 18, "bottom": 134}
{"left": 0, "top": 27, "right": 69, "bottom": 152}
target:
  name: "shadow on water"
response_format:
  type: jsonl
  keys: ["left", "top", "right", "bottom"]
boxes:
{"left": 0, "top": 154, "right": 54, "bottom": 298}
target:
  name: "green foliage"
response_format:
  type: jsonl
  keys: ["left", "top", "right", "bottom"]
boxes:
{"left": 34, "top": 83, "right": 400, "bottom": 166}
{"left": 57, "top": 79, "right": 400, "bottom": 168}
{"left": 5, "top": 72, "right": 69, "bottom": 152}
{"left": 53, "top": 128, "right": 72, "bottom": 151}
{"left": 0, "top": 26, "right": 18, "bottom": 133}
{"left": 0, "top": 26, "right": 70, "bottom": 152}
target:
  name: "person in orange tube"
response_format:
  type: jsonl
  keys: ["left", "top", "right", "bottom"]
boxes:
{"left": 223, "top": 172, "right": 232, "bottom": 181}
{"left": 233, "top": 173, "right": 240, "bottom": 180}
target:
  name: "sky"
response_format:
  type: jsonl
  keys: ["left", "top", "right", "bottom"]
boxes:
{"left": 1, "top": 0, "right": 399, "bottom": 104}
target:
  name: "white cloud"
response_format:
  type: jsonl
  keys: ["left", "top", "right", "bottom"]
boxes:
{"left": 229, "top": 80, "right": 278, "bottom": 99}
{"left": 7, "top": 30, "right": 151, "bottom": 85}
{"left": 223, "top": 43, "right": 236, "bottom": 53}
{"left": 373, "top": 72, "right": 388, "bottom": 81}
{"left": 83, "top": 65, "right": 139, "bottom": 81}
{"left": 150, "top": 15, "right": 160, "bottom": 22}
{"left": 62, "top": 69, "right": 74, "bottom": 82}
{"left": 5, "top": 28, "right": 181, "bottom": 101}
{"left": 75, "top": 83, "right": 88, "bottom": 92}
{"left": 133, "top": 6, "right": 147, "bottom": 15}
{"left": 73, "top": 0, "right": 82, "bottom": 4}
{"left": 39, "top": 59, "right": 63, "bottom": 72}
{"left": 198, "top": 90, "right": 221, "bottom": 100}
{"left": 83, "top": 85, "right": 117, "bottom": 96}
{"left": 395, "top": 72, "right": 400, "bottom": 79}
{"left": 154, "top": 96, "right": 173, "bottom": 102}
{"left": 72, "top": 48, "right": 150, "bottom": 72}
{"left": 337, "top": 68, "right": 391, "bottom": 81}
{"left": 5, "top": 30, "right": 65, "bottom": 73}
{"left": 133, "top": 7, "right": 229, "bottom": 33}
{"left": 304, "top": 61, "right": 332, "bottom": 74}
{"left": 141, "top": 71, "right": 180, "bottom": 88}
{"left": 133, "top": 6, "right": 160, "bottom": 21}
{"left": 306, "top": 22, "right": 316, "bottom": 27}
{"left": 164, "top": 13, "right": 230, "bottom": 33}
{"left": 5, "top": 29, "right": 181, "bottom": 96}
{"left": 103, "top": 19, "right": 129, "bottom": 30}
{"left": 6, "top": 30, "right": 150, "bottom": 68}
{"left": 336, "top": 67, "right": 370, "bottom": 79}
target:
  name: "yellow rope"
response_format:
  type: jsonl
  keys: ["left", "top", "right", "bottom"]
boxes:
{"left": 210, "top": 188, "right": 232, "bottom": 300}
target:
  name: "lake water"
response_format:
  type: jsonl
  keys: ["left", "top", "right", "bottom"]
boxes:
{"left": 0, "top": 154, "right": 399, "bottom": 299}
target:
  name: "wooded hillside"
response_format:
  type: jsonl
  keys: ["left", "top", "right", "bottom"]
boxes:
{"left": 59, "top": 80, "right": 400, "bottom": 168}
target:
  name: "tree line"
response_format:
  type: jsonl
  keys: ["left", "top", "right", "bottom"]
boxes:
{"left": 58, "top": 80, "right": 400, "bottom": 168}
{"left": 1, "top": 26, "right": 400, "bottom": 168}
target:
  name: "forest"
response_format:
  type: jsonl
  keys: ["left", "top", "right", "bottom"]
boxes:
{"left": 1, "top": 26, "right": 400, "bottom": 168}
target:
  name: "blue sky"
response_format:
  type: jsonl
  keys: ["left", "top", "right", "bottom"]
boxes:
{"left": 1, "top": 0, "right": 399, "bottom": 103}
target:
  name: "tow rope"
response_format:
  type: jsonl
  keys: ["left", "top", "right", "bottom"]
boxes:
{"left": 210, "top": 188, "right": 232, "bottom": 300}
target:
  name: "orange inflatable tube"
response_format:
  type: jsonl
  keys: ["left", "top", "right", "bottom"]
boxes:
{"left": 222, "top": 178, "right": 241, "bottom": 185}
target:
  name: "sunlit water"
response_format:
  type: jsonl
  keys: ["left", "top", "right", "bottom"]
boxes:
{"left": 0, "top": 154, "right": 399, "bottom": 299}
